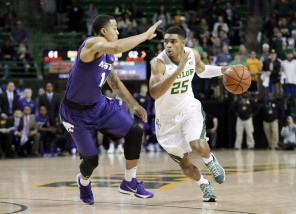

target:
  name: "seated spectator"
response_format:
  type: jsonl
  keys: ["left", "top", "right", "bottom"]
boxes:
{"left": 262, "top": 49, "right": 281, "bottom": 102}
{"left": 41, "top": 0, "right": 56, "bottom": 33}
{"left": 115, "top": 2, "right": 131, "bottom": 18}
{"left": 201, "top": 37, "right": 212, "bottom": 55}
{"left": 274, "top": 0, "right": 293, "bottom": 19}
{"left": 86, "top": 2, "right": 98, "bottom": 35}
{"left": 0, "top": 81, "right": 18, "bottom": 117}
{"left": 278, "top": 18, "right": 291, "bottom": 39}
{"left": 210, "top": 37, "right": 222, "bottom": 57}
{"left": 67, "top": 0, "right": 83, "bottom": 33}
{"left": 35, "top": 87, "right": 45, "bottom": 110}
{"left": 219, "top": 30, "right": 230, "bottom": 46}
{"left": 215, "top": 44, "right": 232, "bottom": 66}
{"left": 186, "top": 31, "right": 195, "bottom": 48}
{"left": 36, "top": 105, "right": 57, "bottom": 156}
{"left": 137, "top": 17, "right": 150, "bottom": 34}
{"left": 231, "top": 12, "right": 243, "bottom": 45}
{"left": 179, "top": 17, "right": 190, "bottom": 38}
{"left": 130, "top": 2, "right": 144, "bottom": 19}
{"left": 15, "top": 79, "right": 25, "bottom": 98}
{"left": 183, "top": 0, "right": 198, "bottom": 26}
{"left": 117, "top": 13, "right": 137, "bottom": 37}
{"left": 225, "top": 2, "right": 235, "bottom": 24}
{"left": 212, "top": 16, "right": 229, "bottom": 38}
{"left": 174, "top": 10, "right": 183, "bottom": 27}
{"left": 192, "top": 38, "right": 203, "bottom": 54}
{"left": 153, "top": 5, "right": 171, "bottom": 33}
{"left": 1, "top": 40, "right": 16, "bottom": 61}
{"left": 245, "top": 51, "right": 261, "bottom": 95}
{"left": 18, "top": 88, "right": 36, "bottom": 114}
{"left": 239, "top": 44, "right": 249, "bottom": 62}
{"left": 278, "top": 116, "right": 296, "bottom": 150}
{"left": 5, "top": 109, "right": 23, "bottom": 157}
{"left": 230, "top": 53, "right": 246, "bottom": 66}
{"left": 204, "top": 111, "right": 218, "bottom": 148}
{"left": 54, "top": 117, "right": 72, "bottom": 155}
{"left": 10, "top": 21, "right": 28, "bottom": 45}
{"left": 259, "top": 43, "right": 270, "bottom": 63}
{"left": 4, "top": 11, "right": 17, "bottom": 32}
{"left": 287, "top": 30, "right": 296, "bottom": 50}
{"left": 272, "top": 32, "right": 284, "bottom": 55}
{"left": 198, "top": 18, "right": 209, "bottom": 39}
{"left": 19, "top": 105, "right": 40, "bottom": 156}
{"left": 16, "top": 44, "right": 34, "bottom": 74}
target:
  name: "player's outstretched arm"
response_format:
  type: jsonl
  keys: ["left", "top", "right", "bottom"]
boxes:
{"left": 107, "top": 68, "right": 147, "bottom": 122}
{"left": 193, "top": 49, "right": 229, "bottom": 78}
{"left": 149, "top": 52, "right": 190, "bottom": 100}
{"left": 82, "top": 21, "right": 162, "bottom": 61}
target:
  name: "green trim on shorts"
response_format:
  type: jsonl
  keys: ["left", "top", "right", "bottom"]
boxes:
{"left": 200, "top": 107, "right": 207, "bottom": 139}
{"left": 168, "top": 153, "right": 182, "bottom": 163}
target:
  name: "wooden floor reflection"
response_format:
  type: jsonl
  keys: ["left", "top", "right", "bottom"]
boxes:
{"left": 1, "top": 150, "right": 295, "bottom": 214}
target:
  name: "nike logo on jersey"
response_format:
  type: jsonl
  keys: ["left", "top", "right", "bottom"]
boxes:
{"left": 98, "top": 61, "right": 112, "bottom": 70}
{"left": 126, "top": 184, "right": 137, "bottom": 193}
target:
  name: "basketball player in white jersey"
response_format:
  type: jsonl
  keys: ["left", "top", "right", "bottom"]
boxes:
{"left": 149, "top": 27, "right": 229, "bottom": 202}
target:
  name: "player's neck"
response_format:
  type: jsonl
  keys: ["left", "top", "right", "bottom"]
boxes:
{"left": 169, "top": 53, "right": 184, "bottom": 65}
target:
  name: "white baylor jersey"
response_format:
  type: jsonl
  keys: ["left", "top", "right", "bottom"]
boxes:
{"left": 155, "top": 47, "right": 200, "bottom": 115}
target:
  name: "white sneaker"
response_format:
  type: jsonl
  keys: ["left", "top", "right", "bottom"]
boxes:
{"left": 155, "top": 144, "right": 162, "bottom": 152}
{"left": 71, "top": 148, "right": 77, "bottom": 155}
{"left": 148, "top": 144, "right": 155, "bottom": 152}
{"left": 108, "top": 143, "right": 115, "bottom": 154}
{"left": 117, "top": 144, "right": 124, "bottom": 153}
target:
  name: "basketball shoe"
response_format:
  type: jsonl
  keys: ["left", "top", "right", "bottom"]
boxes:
{"left": 76, "top": 174, "right": 94, "bottom": 204}
{"left": 118, "top": 178, "right": 154, "bottom": 199}
{"left": 205, "top": 153, "right": 225, "bottom": 184}
{"left": 200, "top": 182, "right": 216, "bottom": 202}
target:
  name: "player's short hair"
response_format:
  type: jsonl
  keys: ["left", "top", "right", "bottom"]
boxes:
{"left": 92, "top": 15, "right": 115, "bottom": 36}
{"left": 165, "top": 27, "right": 186, "bottom": 39}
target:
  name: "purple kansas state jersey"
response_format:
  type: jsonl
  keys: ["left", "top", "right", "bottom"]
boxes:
{"left": 65, "top": 36, "right": 115, "bottom": 105}
{"left": 18, "top": 98, "right": 36, "bottom": 113}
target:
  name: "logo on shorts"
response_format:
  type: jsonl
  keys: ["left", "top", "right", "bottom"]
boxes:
{"left": 62, "top": 121, "right": 74, "bottom": 133}
{"left": 156, "top": 119, "right": 161, "bottom": 129}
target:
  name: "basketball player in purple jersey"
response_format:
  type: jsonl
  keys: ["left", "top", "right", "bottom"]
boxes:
{"left": 59, "top": 15, "right": 162, "bottom": 204}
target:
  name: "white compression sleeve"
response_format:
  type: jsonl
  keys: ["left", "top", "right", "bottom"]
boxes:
{"left": 197, "top": 65, "right": 223, "bottom": 78}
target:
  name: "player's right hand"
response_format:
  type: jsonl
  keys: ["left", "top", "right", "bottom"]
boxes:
{"left": 176, "top": 52, "right": 190, "bottom": 74}
{"left": 146, "top": 20, "right": 162, "bottom": 40}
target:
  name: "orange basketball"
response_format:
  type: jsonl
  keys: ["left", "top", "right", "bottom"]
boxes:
{"left": 223, "top": 65, "right": 251, "bottom": 94}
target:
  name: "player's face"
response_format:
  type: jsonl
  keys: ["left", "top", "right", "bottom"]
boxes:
{"left": 104, "top": 19, "right": 119, "bottom": 42}
{"left": 164, "top": 34, "right": 185, "bottom": 57}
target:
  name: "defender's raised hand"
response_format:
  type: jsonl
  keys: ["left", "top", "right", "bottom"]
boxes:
{"left": 146, "top": 20, "right": 162, "bottom": 40}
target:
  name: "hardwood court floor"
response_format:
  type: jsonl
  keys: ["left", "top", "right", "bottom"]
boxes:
{"left": 0, "top": 150, "right": 295, "bottom": 214}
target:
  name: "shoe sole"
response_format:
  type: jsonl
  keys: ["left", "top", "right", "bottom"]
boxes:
{"left": 118, "top": 187, "right": 153, "bottom": 199}
{"left": 203, "top": 198, "right": 217, "bottom": 202}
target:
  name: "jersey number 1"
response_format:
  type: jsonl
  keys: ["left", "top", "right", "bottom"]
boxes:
{"left": 171, "top": 80, "right": 189, "bottom": 94}
{"left": 99, "top": 72, "right": 106, "bottom": 87}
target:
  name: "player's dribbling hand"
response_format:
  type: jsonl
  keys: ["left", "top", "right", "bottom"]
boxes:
{"left": 146, "top": 20, "right": 162, "bottom": 40}
{"left": 133, "top": 104, "right": 148, "bottom": 123}
{"left": 176, "top": 52, "right": 190, "bottom": 74}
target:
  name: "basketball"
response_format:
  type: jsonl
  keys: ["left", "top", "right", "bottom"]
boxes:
{"left": 223, "top": 65, "right": 251, "bottom": 94}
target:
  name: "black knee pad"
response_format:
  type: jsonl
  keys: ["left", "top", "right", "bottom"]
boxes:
{"left": 124, "top": 121, "right": 143, "bottom": 160}
{"left": 79, "top": 154, "right": 99, "bottom": 178}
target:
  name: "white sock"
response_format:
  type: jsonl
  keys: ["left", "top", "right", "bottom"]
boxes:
{"left": 197, "top": 175, "right": 209, "bottom": 185}
{"left": 132, "top": 167, "right": 137, "bottom": 178}
{"left": 80, "top": 177, "right": 90, "bottom": 186}
{"left": 203, "top": 153, "right": 213, "bottom": 164}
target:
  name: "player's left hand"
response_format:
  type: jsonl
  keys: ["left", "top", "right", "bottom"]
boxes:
{"left": 133, "top": 104, "right": 147, "bottom": 123}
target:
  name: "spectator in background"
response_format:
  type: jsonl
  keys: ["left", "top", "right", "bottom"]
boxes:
{"left": 18, "top": 88, "right": 36, "bottom": 114}
{"left": 215, "top": 44, "right": 232, "bottom": 66}
{"left": 179, "top": 17, "right": 190, "bottom": 38}
{"left": 279, "top": 116, "right": 296, "bottom": 150}
{"left": 238, "top": 44, "right": 249, "bottom": 62}
{"left": 272, "top": 32, "right": 284, "bottom": 55}
{"left": 56, "top": 0, "right": 69, "bottom": 25}
{"left": 204, "top": 112, "right": 218, "bottom": 149}
{"left": 259, "top": 43, "right": 270, "bottom": 63}
{"left": 35, "top": 87, "right": 45, "bottom": 110}
{"left": 183, "top": 0, "right": 197, "bottom": 26}
{"left": 19, "top": 105, "right": 40, "bottom": 156}
{"left": 41, "top": 0, "right": 56, "bottom": 33}
{"left": 186, "top": 31, "right": 194, "bottom": 48}
{"left": 86, "top": 2, "right": 98, "bottom": 35}
{"left": 230, "top": 53, "right": 246, "bottom": 66}
{"left": 231, "top": 12, "right": 243, "bottom": 45}
{"left": 198, "top": 18, "right": 209, "bottom": 39}
{"left": 68, "top": 0, "right": 83, "bottom": 33}
{"left": 130, "top": 2, "right": 144, "bottom": 19}
{"left": 219, "top": 30, "right": 230, "bottom": 46}
{"left": 261, "top": 93, "right": 281, "bottom": 150}
{"left": 39, "top": 82, "right": 60, "bottom": 126}
{"left": 224, "top": 2, "right": 235, "bottom": 24}
{"left": 174, "top": 10, "right": 183, "bottom": 27}
{"left": 4, "top": 11, "right": 17, "bottom": 32}
{"left": 263, "top": 12, "right": 279, "bottom": 45}
{"left": 2, "top": 40, "right": 16, "bottom": 61}
{"left": 212, "top": 16, "right": 229, "bottom": 38}
{"left": 153, "top": 5, "right": 171, "bottom": 32}
{"left": 35, "top": 105, "right": 57, "bottom": 156}
{"left": 137, "top": 17, "right": 150, "bottom": 34}
{"left": 201, "top": 37, "right": 212, "bottom": 55}
{"left": 278, "top": 18, "right": 290, "bottom": 39}
{"left": 10, "top": 21, "right": 28, "bottom": 45}
{"left": 0, "top": 81, "right": 18, "bottom": 117}
{"left": 0, "top": 113, "right": 12, "bottom": 157}
{"left": 15, "top": 79, "right": 25, "bottom": 98}
{"left": 245, "top": 51, "right": 261, "bottom": 95}
{"left": 287, "top": 30, "right": 296, "bottom": 50}
{"left": 262, "top": 49, "right": 281, "bottom": 103}
{"left": 115, "top": 2, "right": 131, "bottom": 18}
{"left": 232, "top": 92, "right": 259, "bottom": 149}
{"left": 16, "top": 44, "right": 34, "bottom": 74}
{"left": 274, "top": 0, "right": 293, "bottom": 19}
{"left": 211, "top": 37, "right": 222, "bottom": 57}
{"left": 192, "top": 38, "right": 203, "bottom": 54}
{"left": 281, "top": 51, "right": 296, "bottom": 106}
{"left": 5, "top": 109, "right": 23, "bottom": 156}
{"left": 117, "top": 13, "right": 137, "bottom": 37}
